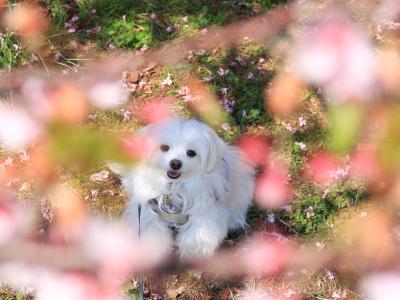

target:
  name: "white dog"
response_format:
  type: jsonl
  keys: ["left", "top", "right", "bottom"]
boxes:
{"left": 110, "top": 117, "right": 254, "bottom": 261}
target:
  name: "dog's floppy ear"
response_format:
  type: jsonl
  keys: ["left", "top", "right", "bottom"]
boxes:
{"left": 202, "top": 126, "right": 225, "bottom": 173}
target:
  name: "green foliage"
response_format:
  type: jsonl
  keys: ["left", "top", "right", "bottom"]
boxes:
{"left": 40, "top": 0, "right": 69, "bottom": 31}
{"left": 0, "top": 287, "right": 27, "bottom": 300}
{"left": 124, "top": 281, "right": 140, "bottom": 300}
{"left": 328, "top": 103, "right": 365, "bottom": 155}
{"left": 78, "top": 0, "right": 134, "bottom": 18}
{"left": 281, "top": 185, "right": 366, "bottom": 235}
{"left": 195, "top": 46, "right": 273, "bottom": 128}
{"left": 49, "top": 123, "right": 132, "bottom": 172}
{"left": 379, "top": 105, "right": 400, "bottom": 171}
{"left": 290, "top": 143, "right": 304, "bottom": 173}
{"left": 40, "top": 0, "right": 288, "bottom": 51}
{"left": 101, "top": 18, "right": 151, "bottom": 48}
{"left": 0, "top": 32, "right": 28, "bottom": 69}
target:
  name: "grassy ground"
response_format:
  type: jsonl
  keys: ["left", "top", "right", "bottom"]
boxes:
{"left": 0, "top": 1, "right": 367, "bottom": 299}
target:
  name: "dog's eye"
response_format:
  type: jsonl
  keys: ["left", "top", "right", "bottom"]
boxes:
{"left": 160, "top": 145, "right": 169, "bottom": 152}
{"left": 186, "top": 150, "right": 196, "bottom": 157}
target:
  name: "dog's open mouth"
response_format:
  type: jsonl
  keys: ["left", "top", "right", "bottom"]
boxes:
{"left": 167, "top": 170, "right": 181, "bottom": 179}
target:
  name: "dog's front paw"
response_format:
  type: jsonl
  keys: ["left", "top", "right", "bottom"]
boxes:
{"left": 176, "top": 223, "right": 227, "bottom": 262}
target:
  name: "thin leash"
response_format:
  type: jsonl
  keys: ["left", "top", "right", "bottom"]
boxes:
{"left": 138, "top": 204, "right": 144, "bottom": 300}
{"left": 137, "top": 182, "right": 187, "bottom": 300}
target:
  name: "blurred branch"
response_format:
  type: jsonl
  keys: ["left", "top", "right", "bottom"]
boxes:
{"left": 0, "top": 241, "right": 97, "bottom": 272}
{"left": 0, "top": 4, "right": 294, "bottom": 90}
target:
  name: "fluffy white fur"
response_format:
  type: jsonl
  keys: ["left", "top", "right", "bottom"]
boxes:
{"left": 110, "top": 117, "right": 255, "bottom": 261}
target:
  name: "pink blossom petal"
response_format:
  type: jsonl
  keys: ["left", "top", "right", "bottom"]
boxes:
{"left": 236, "top": 134, "right": 270, "bottom": 166}
{"left": 120, "top": 133, "right": 158, "bottom": 161}
{"left": 21, "top": 77, "right": 52, "bottom": 119}
{"left": 82, "top": 220, "right": 167, "bottom": 277}
{"left": 36, "top": 271, "right": 122, "bottom": 300}
{"left": 134, "top": 97, "right": 174, "bottom": 124}
{"left": 254, "top": 168, "right": 291, "bottom": 209}
{"left": 0, "top": 106, "right": 42, "bottom": 150}
{"left": 360, "top": 272, "right": 400, "bottom": 300}
{"left": 291, "top": 20, "right": 377, "bottom": 101}
{"left": 243, "top": 236, "right": 290, "bottom": 275}
{"left": 0, "top": 203, "right": 16, "bottom": 244}
{"left": 0, "top": 200, "right": 32, "bottom": 244}
{"left": 349, "top": 147, "right": 379, "bottom": 181}
{"left": 306, "top": 152, "right": 341, "bottom": 186}
{"left": 88, "top": 81, "right": 128, "bottom": 109}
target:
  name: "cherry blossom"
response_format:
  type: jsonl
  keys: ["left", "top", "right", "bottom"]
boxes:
{"left": 290, "top": 20, "right": 377, "bottom": 101}
{"left": 133, "top": 97, "right": 173, "bottom": 124}
{"left": 306, "top": 152, "right": 341, "bottom": 186}
{"left": 254, "top": 168, "right": 291, "bottom": 209}
{"left": 243, "top": 236, "right": 290, "bottom": 275}
{"left": 360, "top": 272, "right": 400, "bottom": 300}
{"left": 236, "top": 134, "right": 270, "bottom": 166}
{"left": 0, "top": 106, "right": 42, "bottom": 150}
{"left": 87, "top": 81, "right": 129, "bottom": 109}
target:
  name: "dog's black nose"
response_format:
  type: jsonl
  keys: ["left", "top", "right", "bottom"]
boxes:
{"left": 170, "top": 159, "right": 182, "bottom": 170}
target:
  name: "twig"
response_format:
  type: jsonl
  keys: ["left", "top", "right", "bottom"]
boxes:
{"left": 0, "top": 241, "right": 97, "bottom": 272}
{"left": 0, "top": 4, "right": 294, "bottom": 90}
{"left": 277, "top": 217, "right": 304, "bottom": 237}
{"left": 36, "top": 53, "right": 49, "bottom": 77}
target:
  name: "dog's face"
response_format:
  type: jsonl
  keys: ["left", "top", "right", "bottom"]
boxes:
{"left": 139, "top": 118, "right": 225, "bottom": 181}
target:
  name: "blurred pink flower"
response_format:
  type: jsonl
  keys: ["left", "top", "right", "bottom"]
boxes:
{"left": 35, "top": 271, "right": 123, "bottom": 300}
{"left": 82, "top": 220, "right": 167, "bottom": 278}
{"left": 0, "top": 200, "right": 32, "bottom": 244}
{"left": 0, "top": 106, "right": 42, "bottom": 150}
{"left": 306, "top": 152, "right": 341, "bottom": 186}
{"left": 360, "top": 272, "right": 400, "bottom": 300}
{"left": 243, "top": 236, "right": 290, "bottom": 275}
{"left": 373, "top": 0, "right": 400, "bottom": 27}
{"left": 254, "top": 167, "right": 291, "bottom": 209}
{"left": 120, "top": 133, "right": 158, "bottom": 161}
{"left": 349, "top": 147, "right": 379, "bottom": 181}
{"left": 0, "top": 265, "right": 119, "bottom": 300}
{"left": 291, "top": 20, "right": 377, "bottom": 101}
{"left": 88, "top": 81, "right": 128, "bottom": 109}
{"left": 236, "top": 134, "right": 270, "bottom": 166}
{"left": 82, "top": 221, "right": 138, "bottom": 279}
{"left": 0, "top": 203, "right": 17, "bottom": 244}
{"left": 134, "top": 97, "right": 173, "bottom": 124}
